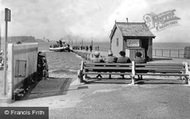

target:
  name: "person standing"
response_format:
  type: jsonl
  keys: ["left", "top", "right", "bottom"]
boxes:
{"left": 89, "top": 45, "right": 92, "bottom": 52}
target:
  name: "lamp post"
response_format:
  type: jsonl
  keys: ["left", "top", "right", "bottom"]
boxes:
{"left": 3, "top": 8, "right": 11, "bottom": 95}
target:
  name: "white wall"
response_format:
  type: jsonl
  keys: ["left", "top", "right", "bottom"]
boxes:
{"left": 6, "top": 43, "right": 38, "bottom": 101}
{"left": 111, "top": 27, "right": 123, "bottom": 57}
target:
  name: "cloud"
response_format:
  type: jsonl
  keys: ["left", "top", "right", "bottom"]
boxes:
{"left": 1, "top": 0, "right": 190, "bottom": 42}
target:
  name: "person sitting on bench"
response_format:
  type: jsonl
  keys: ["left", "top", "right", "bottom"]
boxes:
{"left": 105, "top": 50, "right": 117, "bottom": 79}
{"left": 117, "top": 51, "right": 131, "bottom": 78}
{"left": 92, "top": 51, "right": 104, "bottom": 79}
{"left": 134, "top": 52, "right": 146, "bottom": 80}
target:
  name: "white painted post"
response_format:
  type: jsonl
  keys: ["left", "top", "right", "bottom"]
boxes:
{"left": 131, "top": 61, "right": 135, "bottom": 85}
{"left": 6, "top": 44, "right": 13, "bottom": 102}
{"left": 183, "top": 62, "right": 189, "bottom": 85}
{"left": 4, "top": 8, "right": 11, "bottom": 95}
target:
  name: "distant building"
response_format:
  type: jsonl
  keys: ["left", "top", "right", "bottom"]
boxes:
{"left": 8, "top": 36, "right": 36, "bottom": 43}
{"left": 109, "top": 21, "right": 155, "bottom": 61}
{"left": 1, "top": 36, "right": 36, "bottom": 45}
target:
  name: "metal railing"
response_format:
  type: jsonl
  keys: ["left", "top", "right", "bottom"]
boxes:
{"left": 153, "top": 49, "right": 184, "bottom": 58}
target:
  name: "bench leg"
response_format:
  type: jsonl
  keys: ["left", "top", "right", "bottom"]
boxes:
{"left": 184, "top": 76, "right": 190, "bottom": 86}
{"left": 77, "top": 70, "right": 82, "bottom": 83}
{"left": 187, "top": 77, "right": 190, "bottom": 86}
{"left": 81, "top": 75, "right": 88, "bottom": 83}
{"left": 109, "top": 74, "right": 111, "bottom": 79}
{"left": 131, "top": 76, "right": 135, "bottom": 85}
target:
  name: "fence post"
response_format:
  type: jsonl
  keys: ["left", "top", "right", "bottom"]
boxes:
{"left": 178, "top": 49, "right": 180, "bottom": 58}
{"left": 161, "top": 49, "right": 163, "bottom": 57}
{"left": 155, "top": 49, "right": 156, "bottom": 56}
{"left": 169, "top": 49, "right": 171, "bottom": 57}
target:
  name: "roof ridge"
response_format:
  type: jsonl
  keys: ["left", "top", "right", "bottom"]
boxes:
{"left": 116, "top": 22, "right": 146, "bottom": 24}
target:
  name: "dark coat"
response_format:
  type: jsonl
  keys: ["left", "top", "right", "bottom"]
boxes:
{"left": 117, "top": 56, "right": 131, "bottom": 63}
{"left": 92, "top": 57, "right": 104, "bottom": 63}
{"left": 106, "top": 56, "right": 117, "bottom": 63}
{"left": 134, "top": 57, "right": 146, "bottom": 63}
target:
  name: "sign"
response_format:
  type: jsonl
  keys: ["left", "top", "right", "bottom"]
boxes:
{"left": 0, "top": 107, "right": 49, "bottom": 119}
{"left": 127, "top": 39, "right": 140, "bottom": 47}
{"left": 143, "top": 9, "right": 180, "bottom": 31}
{"left": 5, "top": 8, "right": 11, "bottom": 22}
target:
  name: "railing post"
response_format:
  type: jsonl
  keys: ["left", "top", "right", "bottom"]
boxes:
{"left": 178, "top": 49, "right": 180, "bottom": 58}
{"left": 169, "top": 49, "right": 171, "bottom": 57}
{"left": 155, "top": 49, "right": 156, "bottom": 56}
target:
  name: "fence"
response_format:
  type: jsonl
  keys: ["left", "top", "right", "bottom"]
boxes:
{"left": 153, "top": 49, "right": 184, "bottom": 58}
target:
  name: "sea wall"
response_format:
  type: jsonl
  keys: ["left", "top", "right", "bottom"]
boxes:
{"left": 72, "top": 50, "right": 107, "bottom": 61}
{"left": 6, "top": 43, "right": 38, "bottom": 102}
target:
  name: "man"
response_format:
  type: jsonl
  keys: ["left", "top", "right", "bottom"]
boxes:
{"left": 105, "top": 50, "right": 117, "bottom": 79}
{"left": 92, "top": 51, "right": 104, "bottom": 63}
{"left": 92, "top": 51, "right": 104, "bottom": 78}
{"left": 105, "top": 50, "right": 117, "bottom": 63}
{"left": 117, "top": 51, "right": 131, "bottom": 78}
{"left": 89, "top": 45, "right": 93, "bottom": 52}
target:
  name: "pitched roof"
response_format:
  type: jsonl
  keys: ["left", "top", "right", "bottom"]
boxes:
{"left": 110, "top": 22, "right": 155, "bottom": 39}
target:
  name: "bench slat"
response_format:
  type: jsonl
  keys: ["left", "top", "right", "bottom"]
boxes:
{"left": 135, "top": 67, "right": 185, "bottom": 71}
{"left": 135, "top": 73, "right": 188, "bottom": 76}
{"left": 136, "top": 63, "right": 184, "bottom": 66}
{"left": 83, "top": 72, "right": 131, "bottom": 75}
{"left": 85, "top": 63, "right": 131, "bottom": 67}
{"left": 84, "top": 67, "right": 132, "bottom": 70}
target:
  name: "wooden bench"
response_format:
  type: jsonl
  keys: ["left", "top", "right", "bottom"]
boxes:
{"left": 78, "top": 61, "right": 132, "bottom": 83}
{"left": 78, "top": 61, "right": 190, "bottom": 85}
{"left": 132, "top": 61, "right": 190, "bottom": 85}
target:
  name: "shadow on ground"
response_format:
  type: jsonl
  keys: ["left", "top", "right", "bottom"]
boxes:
{"left": 22, "top": 77, "right": 72, "bottom": 100}
{"left": 83, "top": 77, "right": 185, "bottom": 85}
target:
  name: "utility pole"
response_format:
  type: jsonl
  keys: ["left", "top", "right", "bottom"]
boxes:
{"left": 0, "top": 24, "right": 1, "bottom": 51}
{"left": 4, "top": 8, "right": 11, "bottom": 95}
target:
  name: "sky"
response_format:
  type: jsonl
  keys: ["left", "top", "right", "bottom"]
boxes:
{"left": 0, "top": 0, "right": 190, "bottom": 42}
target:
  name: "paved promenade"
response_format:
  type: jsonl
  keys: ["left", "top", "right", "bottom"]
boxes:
{"left": 1, "top": 50, "right": 190, "bottom": 119}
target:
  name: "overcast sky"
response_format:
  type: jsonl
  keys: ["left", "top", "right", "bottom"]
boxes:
{"left": 0, "top": 0, "right": 190, "bottom": 42}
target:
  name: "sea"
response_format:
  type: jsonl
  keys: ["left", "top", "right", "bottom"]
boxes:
{"left": 38, "top": 41, "right": 190, "bottom": 78}
{"left": 38, "top": 42, "right": 82, "bottom": 79}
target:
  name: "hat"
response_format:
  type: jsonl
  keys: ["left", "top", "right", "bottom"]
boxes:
{"left": 108, "top": 50, "right": 113, "bottom": 56}
{"left": 119, "top": 51, "right": 125, "bottom": 56}
{"left": 94, "top": 51, "right": 100, "bottom": 57}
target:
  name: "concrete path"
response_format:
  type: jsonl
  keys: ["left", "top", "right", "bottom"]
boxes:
{"left": 1, "top": 77, "right": 190, "bottom": 119}
{"left": 1, "top": 50, "right": 190, "bottom": 119}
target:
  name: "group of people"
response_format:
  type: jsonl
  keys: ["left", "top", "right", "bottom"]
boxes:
{"left": 91, "top": 50, "right": 146, "bottom": 79}
{"left": 92, "top": 50, "right": 145, "bottom": 64}
{"left": 73, "top": 45, "right": 93, "bottom": 52}
{"left": 37, "top": 52, "right": 49, "bottom": 80}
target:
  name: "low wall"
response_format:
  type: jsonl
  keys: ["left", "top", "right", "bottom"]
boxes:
{"left": 73, "top": 50, "right": 106, "bottom": 61}
{"left": 6, "top": 43, "right": 38, "bottom": 102}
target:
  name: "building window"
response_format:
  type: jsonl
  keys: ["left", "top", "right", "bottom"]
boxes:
{"left": 116, "top": 38, "right": 119, "bottom": 46}
{"left": 126, "top": 39, "right": 140, "bottom": 47}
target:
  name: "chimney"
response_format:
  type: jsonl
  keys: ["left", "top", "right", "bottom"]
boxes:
{"left": 126, "top": 18, "right": 128, "bottom": 22}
